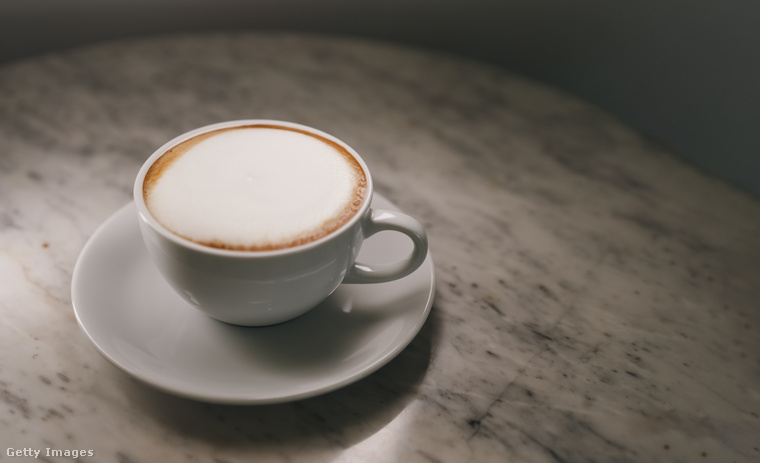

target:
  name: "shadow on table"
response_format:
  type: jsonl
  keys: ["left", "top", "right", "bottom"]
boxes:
{"left": 122, "top": 304, "right": 441, "bottom": 461}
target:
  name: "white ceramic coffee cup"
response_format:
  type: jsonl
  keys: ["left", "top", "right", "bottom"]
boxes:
{"left": 134, "top": 120, "right": 428, "bottom": 326}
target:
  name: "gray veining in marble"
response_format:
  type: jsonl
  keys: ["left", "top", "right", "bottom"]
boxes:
{"left": 1, "top": 32, "right": 759, "bottom": 463}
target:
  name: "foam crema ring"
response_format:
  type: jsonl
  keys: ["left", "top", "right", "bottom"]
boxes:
{"left": 143, "top": 125, "right": 368, "bottom": 251}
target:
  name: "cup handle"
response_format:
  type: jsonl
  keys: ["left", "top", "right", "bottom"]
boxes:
{"left": 342, "top": 209, "right": 428, "bottom": 284}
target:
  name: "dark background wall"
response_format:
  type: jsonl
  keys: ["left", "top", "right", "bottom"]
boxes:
{"left": 1, "top": 0, "right": 757, "bottom": 196}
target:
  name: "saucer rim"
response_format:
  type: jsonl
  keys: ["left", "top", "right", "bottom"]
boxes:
{"left": 71, "top": 194, "right": 435, "bottom": 404}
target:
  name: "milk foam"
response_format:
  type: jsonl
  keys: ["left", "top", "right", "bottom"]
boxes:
{"left": 144, "top": 126, "right": 366, "bottom": 250}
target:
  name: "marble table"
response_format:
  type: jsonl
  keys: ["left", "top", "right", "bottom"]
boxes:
{"left": 1, "top": 32, "right": 759, "bottom": 463}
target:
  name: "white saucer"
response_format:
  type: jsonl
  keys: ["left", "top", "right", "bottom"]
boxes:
{"left": 71, "top": 194, "right": 435, "bottom": 404}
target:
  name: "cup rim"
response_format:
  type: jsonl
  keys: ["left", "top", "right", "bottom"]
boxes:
{"left": 133, "top": 119, "right": 374, "bottom": 258}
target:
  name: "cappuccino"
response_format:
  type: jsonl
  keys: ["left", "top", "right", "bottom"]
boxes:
{"left": 143, "top": 124, "right": 367, "bottom": 251}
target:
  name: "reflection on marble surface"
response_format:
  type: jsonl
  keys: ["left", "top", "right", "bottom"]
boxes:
{"left": 0, "top": 32, "right": 758, "bottom": 462}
